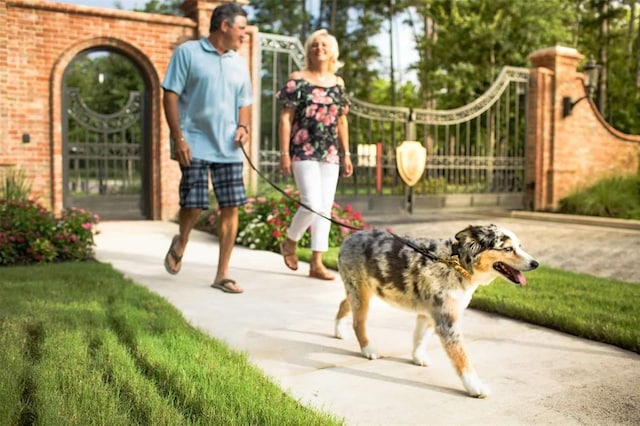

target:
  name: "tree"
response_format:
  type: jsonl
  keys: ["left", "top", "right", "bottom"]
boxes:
{"left": 65, "top": 51, "right": 144, "bottom": 115}
{"left": 249, "top": 0, "right": 386, "bottom": 101}
{"left": 407, "top": 0, "right": 575, "bottom": 109}
{"left": 128, "top": 0, "right": 183, "bottom": 15}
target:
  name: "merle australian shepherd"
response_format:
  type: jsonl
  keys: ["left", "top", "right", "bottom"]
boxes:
{"left": 335, "top": 225, "right": 539, "bottom": 398}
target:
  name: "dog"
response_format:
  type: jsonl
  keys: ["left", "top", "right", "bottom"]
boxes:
{"left": 334, "top": 225, "right": 539, "bottom": 398}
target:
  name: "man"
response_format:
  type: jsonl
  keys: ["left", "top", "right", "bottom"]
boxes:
{"left": 162, "top": 3, "right": 252, "bottom": 294}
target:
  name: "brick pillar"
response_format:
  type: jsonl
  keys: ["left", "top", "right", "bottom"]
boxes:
{"left": 181, "top": 0, "right": 250, "bottom": 38}
{"left": 527, "top": 46, "right": 639, "bottom": 211}
{"left": 527, "top": 46, "right": 584, "bottom": 211}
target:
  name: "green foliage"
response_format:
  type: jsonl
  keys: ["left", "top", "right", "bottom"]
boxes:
{"left": 196, "top": 187, "right": 368, "bottom": 252}
{"left": 0, "top": 200, "right": 100, "bottom": 265}
{"left": 558, "top": 174, "right": 640, "bottom": 220}
{"left": 0, "top": 167, "right": 31, "bottom": 201}
{"left": 131, "top": 0, "right": 182, "bottom": 15}
{"left": 249, "top": 0, "right": 387, "bottom": 101}
{"left": 411, "top": 0, "right": 575, "bottom": 109}
{"left": 65, "top": 51, "right": 144, "bottom": 115}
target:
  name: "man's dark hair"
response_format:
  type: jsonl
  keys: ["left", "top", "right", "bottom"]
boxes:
{"left": 209, "top": 3, "right": 247, "bottom": 33}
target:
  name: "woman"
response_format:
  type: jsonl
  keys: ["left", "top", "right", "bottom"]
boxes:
{"left": 276, "top": 29, "right": 353, "bottom": 281}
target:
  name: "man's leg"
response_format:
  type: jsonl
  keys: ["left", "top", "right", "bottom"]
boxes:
{"left": 209, "top": 162, "right": 245, "bottom": 293}
{"left": 213, "top": 206, "right": 242, "bottom": 292}
{"left": 165, "top": 207, "right": 200, "bottom": 273}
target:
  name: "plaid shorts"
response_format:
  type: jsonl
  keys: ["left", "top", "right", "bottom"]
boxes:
{"left": 179, "top": 159, "right": 247, "bottom": 209}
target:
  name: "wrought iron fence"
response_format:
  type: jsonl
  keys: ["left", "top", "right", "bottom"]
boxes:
{"left": 257, "top": 32, "right": 529, "bottom": 209}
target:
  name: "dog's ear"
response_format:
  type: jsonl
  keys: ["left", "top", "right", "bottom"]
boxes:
{"left": 455, "top": 225, "right": 499, "bottom": 270}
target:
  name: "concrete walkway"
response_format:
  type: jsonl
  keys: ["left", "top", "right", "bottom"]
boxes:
{"left": 94, "top": 212, "right": 640, "bottom": 425}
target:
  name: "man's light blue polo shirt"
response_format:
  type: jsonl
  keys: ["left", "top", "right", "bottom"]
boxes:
{"left": 162, "top": 38, "right": 253, "bottom": 163}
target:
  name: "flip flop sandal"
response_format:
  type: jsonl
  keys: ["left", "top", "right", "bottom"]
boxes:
{"left": 164, "top": 235, "right": 182, "bottom": 275}
{"left": 211, "top": 278, "right": 243, "bottom": 294}
{"left": 279, "top": 241, "right": 298, "bottom": 271}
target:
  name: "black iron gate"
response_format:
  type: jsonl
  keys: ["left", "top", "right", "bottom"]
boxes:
{"left": 256, "top": 32, "right": 529, "bottom": 212}
{"left": 62, "top": 87, "right": 149, "bottom": 220}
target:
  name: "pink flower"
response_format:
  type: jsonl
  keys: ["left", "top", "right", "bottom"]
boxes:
{"left": 305, "top": 104, "right": 318, "bottom": 117}
{"left": 311, "top": 88, "right": 331, "bottom": 104}
{"left": 285, "top": 79, "right": 297, "bottom": 93}
{"left": 315, "top": 106, "right": 326, "bottom": 122}
{"left": 302, "top": 142, "right": 314, "bottom": 156}
{"left": 81, "top": 223, "right": 93, "bottom": 230}
{"left": 293, "top": 128, "right": 309, "bottom": 145}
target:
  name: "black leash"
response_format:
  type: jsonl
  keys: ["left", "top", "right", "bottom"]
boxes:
{"left": 240, "top": 145, "right": 470, "bottom": 277}
{"left": 240, "top": 145, "right": 362, "bottom": 232}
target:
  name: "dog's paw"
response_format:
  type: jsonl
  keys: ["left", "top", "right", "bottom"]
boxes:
{"left": 412, "top": 350, "right": 432, "bottom": 367}
{"left": 361, "top": 345, "right": 380, "bottom": 360}
{"left": 334, "top": 319, "right": 348, "bottom": 339}
{"left": 461, "top": 372, "right": 491, "bottom": 398}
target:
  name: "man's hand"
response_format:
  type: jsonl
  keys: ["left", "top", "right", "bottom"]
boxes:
{"left": 174, "top": 137, "right": 192, "bottom": 167}
{"left": 235, "top": 124, "right": 249, "bottom": 148}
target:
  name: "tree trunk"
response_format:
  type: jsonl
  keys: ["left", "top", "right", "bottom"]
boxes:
{"left": 597, "top": 0, "right": 608, "bottom": 116}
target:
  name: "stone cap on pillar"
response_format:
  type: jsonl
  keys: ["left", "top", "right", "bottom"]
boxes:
{"left": 528, "top": 45, "right": 584, "bottom": 73}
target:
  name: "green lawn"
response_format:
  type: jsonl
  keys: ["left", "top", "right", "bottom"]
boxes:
{"left": 0, "top": 262, "right": 343, "bottom": 426}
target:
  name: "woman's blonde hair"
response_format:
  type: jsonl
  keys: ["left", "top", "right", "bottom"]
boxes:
{"left": 303, "top": 29, "right": 343, "bottom": 73}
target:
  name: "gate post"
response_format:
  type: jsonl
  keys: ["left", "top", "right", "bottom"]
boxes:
{"left": 527, "top": 46, "right": 639, "bottom": 212}
{"left": 526, "top": 46, "right": 583, "bottom": 211}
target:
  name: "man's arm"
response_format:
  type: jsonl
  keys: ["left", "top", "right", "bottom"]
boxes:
{"left": 234, "top": 104, "right": 252, "bottom": 148}
{"left": 162, "top": 89, "right": 191, "bottom": 166}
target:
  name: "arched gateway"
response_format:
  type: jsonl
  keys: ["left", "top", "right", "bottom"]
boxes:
{"left": 62, "top": 46, "right": 151, "bottom": 220}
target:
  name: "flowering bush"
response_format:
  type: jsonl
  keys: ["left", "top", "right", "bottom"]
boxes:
{"left": 0, "top": 199, "right": 100, "bottom": 265}
{"left": 197, "top": 187, "right": 368, "bottom": 252}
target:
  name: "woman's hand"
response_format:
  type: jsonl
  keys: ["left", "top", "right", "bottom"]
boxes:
{"left": 342, "top": 155, "right": 353, "bottom": 177}
{"left": 280, "top": 154, "right": 292, "bottom": 176}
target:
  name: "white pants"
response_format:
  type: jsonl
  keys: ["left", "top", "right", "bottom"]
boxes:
{"left": 287, "top": 160, "right": 340, "bottom": 252}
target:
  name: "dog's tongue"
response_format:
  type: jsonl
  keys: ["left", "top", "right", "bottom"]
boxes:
{"left": 495, "top": 262, "right": 527, "bottom": 286}
{"left": 515, "top": 271, "right": 527, "bottom": 286}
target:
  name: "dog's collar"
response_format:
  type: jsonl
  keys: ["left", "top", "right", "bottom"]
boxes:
{"left": 439, "top": 257, "right": 472, "bottom": 280}
{"left": 444, "top": 242, "right": 472, "bottom": 279}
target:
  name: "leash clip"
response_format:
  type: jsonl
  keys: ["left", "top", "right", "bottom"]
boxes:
{"left": 440, "top": 256, "right": 472, "bottom": 280}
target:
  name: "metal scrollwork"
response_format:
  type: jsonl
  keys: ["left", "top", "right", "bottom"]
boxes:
{"left": 66, "top": 88, "right": 142, "bottom": 132}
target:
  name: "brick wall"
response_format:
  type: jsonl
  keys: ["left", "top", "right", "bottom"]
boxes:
{"left": 0, "top": 0, "right": 255, "bottom": 220}
{"left": 527, "top": 46, "right": 640, "bottom": 211}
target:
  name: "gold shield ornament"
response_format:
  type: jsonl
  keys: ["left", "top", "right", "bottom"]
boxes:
{"left": 396, "top": 141, "right": 426, "bottom": 187}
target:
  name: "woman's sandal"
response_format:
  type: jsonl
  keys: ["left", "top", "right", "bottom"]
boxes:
{"left": 309, "top": 267, "right": 335, "bottom": 281}
{"left": 279, "top": 240, "right": 298, "bottom": 271}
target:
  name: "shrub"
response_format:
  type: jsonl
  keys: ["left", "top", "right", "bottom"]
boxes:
{"left": 197, "top": 186, "right": 368, "bottom": 252}
{"left": 558, "top": 175, "right": 640, "bottom": 220}
{"left": 0, "top": 199, "right": 100, "bottom": 265}
{"left": 0, "top": 167, "right": 31, "bottom": 201}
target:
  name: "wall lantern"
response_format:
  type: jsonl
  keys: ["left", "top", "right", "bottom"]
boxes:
{"left": 562, "top": 56, "right": 600, "bottom": 118}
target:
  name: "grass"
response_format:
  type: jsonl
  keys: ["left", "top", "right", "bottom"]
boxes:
{"left": 558, "top": 174, "right": 640, "bottom": 219}
{"left": 299, "top": 247, "right": 640, "bottom": 354}
{"left": 0, "top": 262, "right": 343, "bottom": 426}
